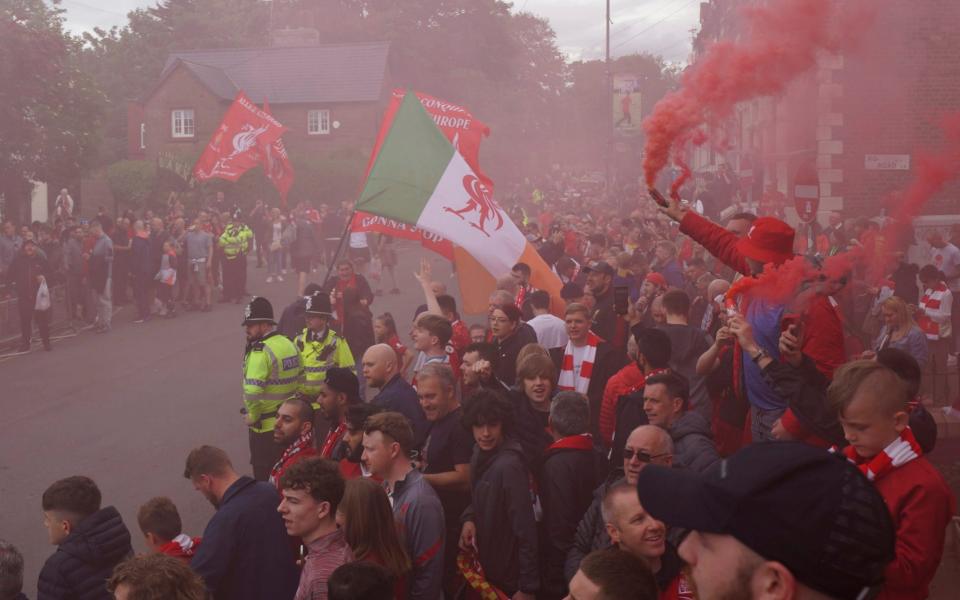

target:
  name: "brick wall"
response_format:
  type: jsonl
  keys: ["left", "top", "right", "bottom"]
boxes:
{"left": 139, "top": 64, "right": 382, "bottom": 164}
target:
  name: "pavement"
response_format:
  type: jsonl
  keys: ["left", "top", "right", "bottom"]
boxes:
{"left": 0, "top": 240, "right": 458, "bottom": 598}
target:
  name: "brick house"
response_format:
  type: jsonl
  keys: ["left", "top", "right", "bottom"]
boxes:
{"left": 689, "top": 0, "right": 960, "bottom": 224}
{"left": 128, "top": 41, "right": 391, "bottom": 170}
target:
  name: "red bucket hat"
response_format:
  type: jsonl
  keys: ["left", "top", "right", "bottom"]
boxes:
{"left": 644, "top": 272, "right": 667, "bottom": 288}
{"left": 736, "top": 217, "right": 795, "bottom": 266}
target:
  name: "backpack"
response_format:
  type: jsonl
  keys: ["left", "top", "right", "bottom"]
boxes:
{"left": 609, "top": 388, "right": 650, "bottom": 468}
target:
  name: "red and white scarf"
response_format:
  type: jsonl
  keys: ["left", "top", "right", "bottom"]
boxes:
{"left": 918, "top": 281, "right": 950, "bottom": 340}
{"left": 321, "top": 421, "right": 346, "bottom": 458}
{"left": 269, "top": 429, "right": 315, "bottom": 485}
{"left": 838, "top": 426, "right": 922, "bottom": 482}
{"left": 558, "top": 332, "right": 600, "bottom": 394}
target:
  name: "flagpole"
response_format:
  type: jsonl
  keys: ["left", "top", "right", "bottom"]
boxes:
{"left": 320, "top": 209, "right": 357, "bottom": 288}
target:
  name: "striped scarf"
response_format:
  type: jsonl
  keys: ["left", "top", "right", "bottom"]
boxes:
{"left": 269, "top": 429, "right": 315, "bottom": 486}
{"left": 918, "top": 281, "right": 950, "bottom": 339}
{"left": 557, "top": 332, "right": 600, "bottom": 394}
{"left": 838, "top": 426, "right": 921, "bottom": 482}
{"left": 457, "top": 551, "right": 509, "bottom": 600}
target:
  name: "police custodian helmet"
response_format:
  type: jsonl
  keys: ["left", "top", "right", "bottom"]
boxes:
{"left": 304, "top": 290, "right": 334, "bottom": 317}
{"left": 242, "top": 296, "right": 276, "bottom": 326}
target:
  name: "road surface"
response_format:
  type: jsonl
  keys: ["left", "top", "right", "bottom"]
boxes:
{"left": 0, "top": 240, "right": 457, "bottom": 597}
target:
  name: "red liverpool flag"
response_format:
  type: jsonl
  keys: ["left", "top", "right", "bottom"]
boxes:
{"left": 193, "top": 92, "right": 287, "bottom": 182}
{"left": 260, "top": 101, "right": 295, "bottom": 208}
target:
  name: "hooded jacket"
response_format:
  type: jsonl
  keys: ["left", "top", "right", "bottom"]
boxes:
{"left": 391, "top": 468, "right": 445, "bottom": 600}
{"left": 655, "top": 323, "right": 712, "bottom": 419}
{"left": 669, "top": 411, "right": 721, "bottom": 474}
{"left": 464, "top": 439, "right": 540, "bottom": 596}
{"left": 37, "top": 506, "right": 133, "bottom": 600}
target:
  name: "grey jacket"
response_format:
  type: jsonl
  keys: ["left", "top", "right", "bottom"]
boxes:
{"left": 392, "top": 469, "right": 445, "bottom": 600}
{"left": 670, "top": 411, "right": 721, "bottom": 474}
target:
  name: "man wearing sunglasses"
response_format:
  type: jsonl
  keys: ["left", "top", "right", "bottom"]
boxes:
{"left": 564, "top": 425, "right": 673, "bottom": 582}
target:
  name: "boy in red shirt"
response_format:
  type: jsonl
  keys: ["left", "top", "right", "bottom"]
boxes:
{"left": 829, "top": 360, "right": 955, "bottom": 600}
{"left": 137, "top": 497, "right": 201, "bottom": 563}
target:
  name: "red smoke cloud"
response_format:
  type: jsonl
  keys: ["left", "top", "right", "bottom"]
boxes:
{"left": 728, "top": 111, "right": 960, "bottom": 309}
{"left": 643, "top": 0, "right": 873, "bottom": 195}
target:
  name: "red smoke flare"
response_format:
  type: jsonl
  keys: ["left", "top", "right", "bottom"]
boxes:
{"left": 728, "top": 111, "right": 960, "bottom": 310}
{"left": 643, "top": 0, "right": 873, "bottom": 191}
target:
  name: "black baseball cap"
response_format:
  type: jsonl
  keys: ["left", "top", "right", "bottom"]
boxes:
{"left": 582, "top": 261, "right": 615, "bottom": 277}
{"left": 636, "top": 442, "right": 895, "bottom": 600}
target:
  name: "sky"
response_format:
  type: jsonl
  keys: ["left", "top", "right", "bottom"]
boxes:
{"left": 56, "top": 0, "right": 701, "bottom": 64}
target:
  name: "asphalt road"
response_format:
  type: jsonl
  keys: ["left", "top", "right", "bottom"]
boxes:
{"left": 0, "top": 240, "right": 459, "bottom": 598}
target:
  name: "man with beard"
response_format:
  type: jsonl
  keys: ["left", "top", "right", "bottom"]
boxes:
{"left": 337, "top": 403, "right": 382, "bottom": 479}
{"left": 315, "top": 367, "right": 361, "bottom": 459}
{"left": 269, "top": 398, "right": 319, "bottom": 491}
{"left": 184, "top": 446, "right": 298, "bottom": 600}
{"left": 583, "top": 261, "right": 620, "bottom": 349}
{"left": 242, "top": 297, "right": 303, "bottom": 481}
{"left": 637, "top": 442, "right": 896, "bottom": 600}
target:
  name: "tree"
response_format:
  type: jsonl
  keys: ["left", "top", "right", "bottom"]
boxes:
{"left": 0, "top": 0, "right": 104, "bottom": 222}
{"left": 80, "top": 0, "right": 271, "bottom": 164}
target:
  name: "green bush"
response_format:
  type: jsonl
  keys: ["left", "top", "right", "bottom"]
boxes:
{"left": 106, "top": 160, "right": 157, "bottom": 212}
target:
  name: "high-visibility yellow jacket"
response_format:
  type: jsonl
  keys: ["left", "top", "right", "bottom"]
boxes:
{"left": 243, "top": 331, "right": 302, "bottom": 433}
{"left": 220, "top": 224, "right": 253, "bottom": 259}
{"left": 294, "top": 327, "right": 355, "bottom": 400}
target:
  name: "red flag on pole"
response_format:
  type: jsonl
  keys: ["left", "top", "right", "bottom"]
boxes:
{"left": 260, "top": 101, "right": 295, "bottom": 209}
{"left": 193, "top": 92, "right": 287, "bottom": 182}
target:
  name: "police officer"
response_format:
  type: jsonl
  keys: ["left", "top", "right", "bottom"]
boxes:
{"left": 294, "top": 291, "right": 355, "bottom": 403}
{"left": 219, "top": 210, "right": 253, "bottom": 304}
{"left": 242, "top": 296, "right": 303, "bottom": 481}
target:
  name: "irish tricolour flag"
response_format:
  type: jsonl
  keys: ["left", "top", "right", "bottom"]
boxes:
{"left": 356, "top": 91, "right": 562, "bottom": 313}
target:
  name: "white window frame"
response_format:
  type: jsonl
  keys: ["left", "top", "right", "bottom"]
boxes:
{"left": 171, "top": 109, "right": 195, "bottom": 138}
{"left": 307, "top": 109, "right": 331, "bottom": 135}
{"left": 139, "top": 122, "right": 146, "bottom": 150}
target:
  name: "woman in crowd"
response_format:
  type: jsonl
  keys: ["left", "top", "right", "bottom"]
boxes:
{"left": 869, "top": 296, "right": 928, "bottom": 367}
{"left": 336, "top": 477, "right": 410, "bottom": 598}
{"left": 490, "top": 303, "right": 537, "bottom": 386}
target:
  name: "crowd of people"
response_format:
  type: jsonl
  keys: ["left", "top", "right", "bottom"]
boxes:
{"left": 0, "top": 191, "right": 369, "bottom": 354}
{"left": 1, "top": 178, "right": 958, "bottom": 600}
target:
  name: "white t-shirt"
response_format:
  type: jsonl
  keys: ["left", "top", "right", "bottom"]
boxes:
{"left": 930, "top": 243, "right": 960, "bottom": 292}
{"left": 528, "top": 313, "right": 569, "bottom": 350}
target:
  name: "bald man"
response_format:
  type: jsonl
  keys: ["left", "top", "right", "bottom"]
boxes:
{"left": 362, "top": 344, "right": 428, "bottom": 445}
{"left": 565, "top": 425, "right": 674, "bottom": 581}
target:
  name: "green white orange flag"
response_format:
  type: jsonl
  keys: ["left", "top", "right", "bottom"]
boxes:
{"left": 355, "top": 91, "right": 562, "bottom": 314}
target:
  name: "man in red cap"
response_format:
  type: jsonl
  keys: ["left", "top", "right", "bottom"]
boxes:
{"left": 659, "top": 196, "right": 845, "bottom": 442}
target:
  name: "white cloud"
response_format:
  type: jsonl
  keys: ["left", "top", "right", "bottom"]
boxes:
{"left": 57, "top": 0, "right": 700, "bottom": 63}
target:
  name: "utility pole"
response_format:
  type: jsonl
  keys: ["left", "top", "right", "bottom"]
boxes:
{"left": 605, "top": 0, "right": 613, "bottom": 206}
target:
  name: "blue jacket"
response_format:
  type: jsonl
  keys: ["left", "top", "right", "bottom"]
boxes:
{"left": 373, "top": 374, "right": 428, "bottom": 445}
{"left": 191, "top": 476, "right": 299, "bottom": 600}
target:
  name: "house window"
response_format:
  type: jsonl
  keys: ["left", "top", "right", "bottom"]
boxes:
{"left": 171, "top": 109, "right": 195, "bottom": 138}
{"left": 139, "top": 123, "right": 146, "bottom": 150}
{"left": 307, "top": 109, "right": 330, "bottom": 135}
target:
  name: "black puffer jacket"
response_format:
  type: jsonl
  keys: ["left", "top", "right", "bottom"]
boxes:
{"left": 463, "top": 439, "right": 540, "bottom": 596}
{"left": 38, "top": 506, "right": 133, "bottom": 600}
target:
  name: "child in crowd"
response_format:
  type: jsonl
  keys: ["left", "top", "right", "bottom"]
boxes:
{"left": 410, "top": 312, "right": 459, "bottom": 384}
{"left": 828, "top": 360, "right": 955, "bottom": 600}
{"left": 137, "top": 496, "right": 201, "bottom": 563}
